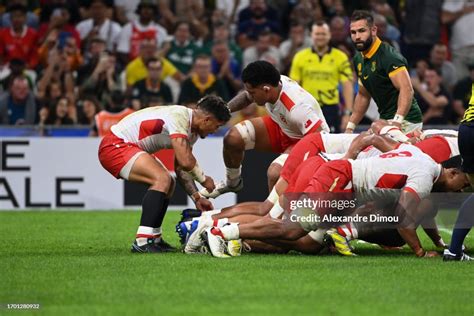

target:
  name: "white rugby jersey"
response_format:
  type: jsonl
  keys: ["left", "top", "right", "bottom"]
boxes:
{"left": 350, "top": 144, "right": 441, "bottom": 202}
{"left": 321, "top": 133, "right": 359, "bottom": 153}
{"left": 264, "top": 75, "right": 329, "bottom": 138}
{"left": 111, "top": 105, "right": 198, "bottom": 153}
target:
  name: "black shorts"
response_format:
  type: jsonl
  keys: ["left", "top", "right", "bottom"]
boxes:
{"left": 459, "top": 123, "right": 474, "bottom": 173}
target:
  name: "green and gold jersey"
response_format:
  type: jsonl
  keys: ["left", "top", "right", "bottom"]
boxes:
{"left": 461, "top": 83, "right": 474, "bottom": 124}
{"left": 290, "top": 47, "right": 353, "bottom": 106}
{"left": 353, "top": 37, "right": 422, "bottom": 123}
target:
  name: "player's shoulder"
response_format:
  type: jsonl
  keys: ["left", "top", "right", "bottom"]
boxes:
{"left": 329, "top": 47, "right": 349, "bottom": 60}
{"left": 293, "top": 47, "right": 313, "bottom": 60}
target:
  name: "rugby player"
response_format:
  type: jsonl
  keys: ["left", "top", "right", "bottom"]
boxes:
{"left": 98, "top": 96, "right": 230, "bottom": 253}
{"left": 346, "top": 10, "right": 423, "bottom": 133}
{"left": 202, "top": 145, "right": 470, "bottom": 258}
{"left": 201, "top": 61, "right": 329, "bottom": 198}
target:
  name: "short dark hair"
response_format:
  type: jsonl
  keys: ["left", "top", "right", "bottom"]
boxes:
{"left": 442, "top": 155, "right": 462, "bottom": 169}
{"left": 351, "top": 10, "right": 374, "bottom": 27}
{"left": 8, "top": 4, "right": 28, "bottom": 14}
{"left": 242, "top": 60, "right": 280, "bottom": 87}
{"left": 145, "top": 57, "right": 161, "bottom": 67}
{"left": 197, "top": 95, "right": 231, "bottom": 122}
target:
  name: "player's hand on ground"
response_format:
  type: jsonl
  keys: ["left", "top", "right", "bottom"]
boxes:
{"left": 195, "top": 198, "right": 214, "bottom": 212}
{"left": 201, "top": 176, "right": 215, "bottom": 193}
{"left": 423, "top": 251, "right": 439, "bottom": 258}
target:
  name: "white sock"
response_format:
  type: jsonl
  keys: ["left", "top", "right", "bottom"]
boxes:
{"left": 201, "top": 209, "right": 221, "bottom": 220}
{"left": 380, "top": 126, "right": 409, "bottom": 143}
{"left": 153, "top": 227, "right": 162, "bottom": 243}
{"left": 220, "top": 223, "right": 240, "bottom": 240}
{"left": 226, "top": 167, "right": 241, "bottom": 186}
{"left": 337, "top": 223, "right": 358, "bottom": 240}
{"left": 136, "top": 226, "right": 154, "bottom": 246}
{"left": 212, "top": 218, "right": 229, "bottom": 227}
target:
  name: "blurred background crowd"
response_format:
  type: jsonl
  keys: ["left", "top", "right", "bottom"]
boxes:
{"left": 0, "top": 0, "right": 472, "bottom": 136}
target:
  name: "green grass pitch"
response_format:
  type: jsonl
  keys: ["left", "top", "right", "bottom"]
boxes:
{"left": 1, "top": 210, "right": 473, "bottom": 315}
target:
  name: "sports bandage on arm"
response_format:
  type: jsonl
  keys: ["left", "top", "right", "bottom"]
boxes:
{"left": 188, "top": 163, "right": 206, "bottom": 184}
{"left": 392, "top": 114, "right": 404, "bottom": 124}
{"left": 346, "top": 121, "right": 356, "bottom": 131}
{"left": 379, "top": 125, "right": 409, "bottom": 143}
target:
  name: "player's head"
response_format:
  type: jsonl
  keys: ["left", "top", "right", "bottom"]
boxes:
{"left": 433, "top": 166, "right": 471, "bottom": 192}
{"left": 350, "top": 10, "right": 377, "bottom": 52}
{"left": 194, "top": 95, "right": 231, "bottom": 138}
{"left": 311, "top": 21, "right": 331, "bottom": 50}
{"left": 242, "top": 61, "right": 281, "bottom": 105}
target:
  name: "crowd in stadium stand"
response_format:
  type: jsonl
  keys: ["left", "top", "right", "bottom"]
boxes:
{"left": 0, "top": 0, "right": 473, "bottom": 136}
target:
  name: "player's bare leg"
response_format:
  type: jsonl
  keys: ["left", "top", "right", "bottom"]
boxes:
{"left": 267, "top": 149, "right": 290, "bottom": 192}
{"left": 128, "top": 153, "right": 175, "bottom": 252}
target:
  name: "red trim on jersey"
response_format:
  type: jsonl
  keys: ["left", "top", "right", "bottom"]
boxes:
{"left": 138, "top": 119, "right": 165, "bottom": 140}
{"left": 403, "top": 187, "right": 420, "bottom": 201}
{"left": 415, "top": 136, "right": 451, "bottom": 163}
{"left": 375, "top": 174, "right": 408, "bottom": 189}
{"left": 280, "top": 92, "right": 295, "bottom": 111}
{"left": 304, "top": 120, "right": 322, "bottom": 135}
{"left": 169, "top": 133, "right": 188, "bottom": 139}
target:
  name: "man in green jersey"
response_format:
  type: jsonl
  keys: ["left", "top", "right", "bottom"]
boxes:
{"left": 345, "top": 10, "right": 422, "bottom": 133}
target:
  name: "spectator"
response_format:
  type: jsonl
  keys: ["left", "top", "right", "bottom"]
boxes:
{"left": 243, "top": 30, "right": 281, "bottom": 70}
{"left": 452, "top": 61, "right": 474, "bottom": 122}
{"left": 164, "top": 21, "right": 200, "bottom": 75}
{"left": 77, "top": 95, "right": 101, "bottom": 126}
{"left": 289, "top": 0, "right": 324, "bottom": 29}
{"left": 76, "top": 0, "right": 122, "bottom": 52}
{"left": 157, "top": 0, "right": 208, "bottom": 41}
{"left": 125, "top": 37, "right": 182, "bottom": 88}
{"left": 0, "top": 76, "right": 37, "bottom": 125}
{"left": 402, "top": 0, "right": 443, "bottom": 64}
{"left": 412, "top": 67, "right": 453, "bottom": 125}
{"left": 442, "top": 0, "right": 474, "bottom": 81}
{"left": 40, "top": 97, "right": 75, "bottom": 126}
{"left": 329, "top": 16, "right": 352, "bottom": 55}
{"left": 38, "top": 28, "right": 83, "bottom": 71}
{"left": 91, "top": 90, "right": 134, "bottom": 137}
{"left": 0, "top": 58, "right": 34, "bottom": 91}
{"left": 76, "top": 37, "right": 107, "bottom": 86}
{"left": 130, "top": 58, "right": 173, "bottom": 110}
{"left": 178, "top": 55, "right": 229, "bottom": 105}
{"left": 429, "top": 43, "right": 457, "bottom": 92}
{"left": 117, "top": 0, "right": 168, "bottom": 64}
{"left": 80, "top": 52, "right": 120, "bottom": 106}
{"left": 1, "top": 0, "right": 39, "bottom": 29}
{"left": 114, "top": 0, "right": 140, "bottom": 24}
{"left": 373, "top": 13, "right": 400, "bottom": 51}
{"left": 211, "top": 40, "right": 242, "bottom": 98}
{"left": 279, "top": 22, "right": 311, "bottom": 75}
{"left": 237, "top": 0, "right": 281, "bottom": 49}
{"left": 36, "top": 4, "right": 81, "bottom": 51}
{"left": 0, "top": 4, "right": 39, "bottom": 69}
{"left": 202, "top": 21, "right": 243, "bottom": 65}
{"left": 290, "top": 21, "right": 353, "bottom": 133}
{"left": 36, "top": 49, "right": 76, "bottom": 121}
{"left": 410, "top": 58, "right": 430, "bottom": 83}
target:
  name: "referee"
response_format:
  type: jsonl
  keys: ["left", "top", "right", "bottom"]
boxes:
{"left": 345, "top": 10, "right": 422, "bottom": 133}
{"left": 290, "top": 21, "right": 354, "bottom": 133}
{"left": 444, "top": 84, "right": 474, "bottom": 261}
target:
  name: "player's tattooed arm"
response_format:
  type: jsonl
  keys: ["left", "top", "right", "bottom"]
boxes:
{"left": 227, "top": 90, "right": 253, "bottom": 112}
{"left": 175, "top": 162, "right": 199, "bottom": 197}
